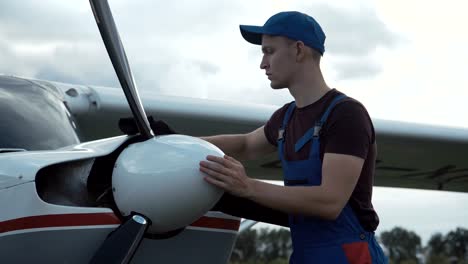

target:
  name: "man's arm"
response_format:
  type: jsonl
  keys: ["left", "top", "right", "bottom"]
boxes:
{"left": 202, "top": 126, "right": 290, "bottom": 226}
{"left": 200, "top": 153, "right": 363, "bottom": 220}
{"left": 201, "top": 126, "right": 276, "bottom": 161}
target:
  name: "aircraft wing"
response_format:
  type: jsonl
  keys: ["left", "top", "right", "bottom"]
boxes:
{"left": 47, "top": 80, "right": 468, "bottom": 193}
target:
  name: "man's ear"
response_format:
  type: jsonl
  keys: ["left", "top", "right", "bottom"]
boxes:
{"left": 295, "top": 41, "right": 307, "bottom": 62}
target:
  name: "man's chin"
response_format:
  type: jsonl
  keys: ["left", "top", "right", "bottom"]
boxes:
{"left": 270, "top": 82, "right": 287, "bottom": 90}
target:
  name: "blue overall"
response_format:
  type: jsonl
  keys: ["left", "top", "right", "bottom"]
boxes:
{"left": 278, "top": 95, "right": 388, "bottom": 263}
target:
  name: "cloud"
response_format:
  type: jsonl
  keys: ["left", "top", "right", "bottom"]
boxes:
{"left": 0, "top": 0, "right": 112, "bottom": 84}
{"left": 0, "top": 39, "right": 15, "bottom": 75}
{"left": 300, "top": 4, "right": 401, "bottom": 56}
{"left": 0, "top": 0, "right": 243, "bottom": 88}
{"left": 192, "top": 60, "right": 220, "bottom": 75}
{"left": 0, "top": 1, "right": 94, "bottom": 43}
{"left": 332, "top": 56, "right": 382, "bottom": 81}
{"left": 293, "top": 3, "right": 403, "bottom": 81}
{"left": 107, "top": 0, "right": 250, "bottom": 37}
{"left": 0, "top": 0, "right": 403, "bottom": 101}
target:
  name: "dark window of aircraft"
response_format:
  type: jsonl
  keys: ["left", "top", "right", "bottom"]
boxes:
{"left": 0, "top": 76, "right": 80, "bottom": 150}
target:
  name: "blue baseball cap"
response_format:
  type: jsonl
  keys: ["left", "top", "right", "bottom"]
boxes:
{"left": 240, "top": 11, "right": 326, "bottom": 55}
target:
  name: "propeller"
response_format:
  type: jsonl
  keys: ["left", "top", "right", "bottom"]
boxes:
{"left": 88, "top": 0, "right": 225, "bottom": 262}
{"left": 89, "top": 0, "right": 153, "bottom": 140}
{"left": 89, "top": 0, "right": 152, "bottom": 262}
{"left": 90, "top": 214, "right": 150, "bottom": 264}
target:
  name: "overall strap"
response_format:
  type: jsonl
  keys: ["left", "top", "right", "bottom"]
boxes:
{"left": 318, "top": 94, "right": 347, "bottom": 125}
{"left": 278, "top": 102, "right": 296, "bottom": 142}
{"left": 294, "top": 94, "right": 346, "bottom": 153}
{"left": 310, "top": 94, "right": 347, "bottom": 157}
{"left": 278, "top": 102, "right": 296, "bottom": 163}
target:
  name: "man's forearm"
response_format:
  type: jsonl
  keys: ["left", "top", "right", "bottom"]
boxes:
{"left": 247, "top": 180, "right": 342, "bottom": 220}
{"left": 201, "top": 134, "right": 248, "bottom": 160}
{"left": 213, "top": 193, "right": 289, "bottom": 227}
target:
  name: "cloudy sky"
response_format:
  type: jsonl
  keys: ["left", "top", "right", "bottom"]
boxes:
{"left": 1, "top": 0, "right": 468, "bottom": 244}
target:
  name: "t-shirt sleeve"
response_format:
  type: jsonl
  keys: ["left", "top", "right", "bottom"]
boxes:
{"left": 323, "top": 101, "right": 375, "bottom": 159}
{"left": 264, "top": 104, "right": 290, "bottom": 147}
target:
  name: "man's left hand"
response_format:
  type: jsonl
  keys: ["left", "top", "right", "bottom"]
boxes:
{"left": 199, "top": 155, "right": 254, "bottom": 198}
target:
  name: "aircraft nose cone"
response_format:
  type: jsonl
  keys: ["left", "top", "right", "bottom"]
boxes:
{"left": 112, "top": 135, "right": 224, "bottom": 234}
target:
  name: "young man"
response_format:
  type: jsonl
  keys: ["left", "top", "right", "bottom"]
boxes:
{"left": 200, "top": 11, "right": 387, "bottom": 263}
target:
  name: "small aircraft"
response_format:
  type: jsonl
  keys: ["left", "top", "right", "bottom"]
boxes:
{"left": 1, "top": 0, "right": 468, "bottom": 263}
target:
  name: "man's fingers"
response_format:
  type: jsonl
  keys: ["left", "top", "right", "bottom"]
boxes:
{"left": 206, "top": 155, "right": 235, "bottom": 168}
{"left": 200, "top": 166, "right": 229, "bottom": 182}
{"left": 224, "top": 155, "right": 242, "bottom": 165}
{"left": 206, "top": 154, "right": 241, "bottom": 167}
{"left": 200, "top": 160, "right": 231, "bottom": 175}
{"left": 203, "top": 174, "right": 228, "bottom": 190}
{"left": 206, "top": 155, "right": 225, "bottom": 162}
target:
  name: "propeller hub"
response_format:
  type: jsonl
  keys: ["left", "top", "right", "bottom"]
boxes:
{"left": 112, "top": 135, "right": 224, "bottom": 234}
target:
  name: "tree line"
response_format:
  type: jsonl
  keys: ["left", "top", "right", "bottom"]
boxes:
{"left": 229, "top": 226, "right": 468, "bottom": 264}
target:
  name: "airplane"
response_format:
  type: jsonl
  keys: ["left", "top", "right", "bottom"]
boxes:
{"left": 1, "top": 0, "right": 468, "bottom": 263}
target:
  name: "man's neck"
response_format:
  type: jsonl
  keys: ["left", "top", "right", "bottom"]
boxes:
{"left": 288, "top": 73, "right": 331, "bottom": 108}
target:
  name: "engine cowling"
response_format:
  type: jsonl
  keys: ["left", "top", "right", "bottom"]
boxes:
{"left": 112, "top": 134, "right": 224, "bottom": 234}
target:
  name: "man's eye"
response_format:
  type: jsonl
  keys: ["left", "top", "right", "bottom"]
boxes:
{"left": 262, "top": 48, "right": 273, "bottom": 55}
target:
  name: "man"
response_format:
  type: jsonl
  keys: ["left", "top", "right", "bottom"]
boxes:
{"left": 199, "top": 11, "right": 387, "bottom": 263}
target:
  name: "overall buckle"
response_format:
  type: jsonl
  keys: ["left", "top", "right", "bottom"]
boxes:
{"left": 313, "top": 122, "right": 323, "bottom": 137}
{"left": 278, "top": 128, "right": 285, "bottom": 141}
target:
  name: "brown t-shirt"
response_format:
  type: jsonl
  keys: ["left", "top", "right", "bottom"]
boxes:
{"left": 264, "top": 89, "right": 379, "bottom": 231}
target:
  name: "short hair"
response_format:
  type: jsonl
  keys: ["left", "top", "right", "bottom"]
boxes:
{"left": 310, "top": 48, "right": 322, "bottom": 63}
{"left": 284, "top": 38, "right": 322, "bottom": 64}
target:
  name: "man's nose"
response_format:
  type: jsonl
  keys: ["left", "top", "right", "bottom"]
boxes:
{"left": 260, "top": 56, "right": 268, "bottom": 70}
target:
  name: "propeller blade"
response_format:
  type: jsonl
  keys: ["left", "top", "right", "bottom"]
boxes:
{"left": 90, "top": 214, "right": 150, "bottom": 264}
{"left": 89, "top": 0, "right": 153, "bottom": 139}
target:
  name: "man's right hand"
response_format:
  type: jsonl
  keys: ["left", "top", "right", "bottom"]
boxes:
{"left": 118, "top": 116, "right": 177, "bottom": 136}
{"left": 148, "top": 117, "right": 177, "bottom": 135}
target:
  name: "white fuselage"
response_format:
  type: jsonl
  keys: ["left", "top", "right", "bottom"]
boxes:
{"left": 0, "top": 136, "right": 239, "bottom": 263}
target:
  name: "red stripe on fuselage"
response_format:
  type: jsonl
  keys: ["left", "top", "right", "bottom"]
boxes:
{"left": 0, "top": 213, "right": 121, "bottom": 234}
{"left": 190, "top": 216, "right": 240, "bottom": 231}
{"left": 0, "top": 213, "right": 240, "bottom": 233}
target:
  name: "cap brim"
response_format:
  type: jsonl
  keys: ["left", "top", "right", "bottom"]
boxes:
{"left": 239, "top": 25, "right": 264, "bottom": 45}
